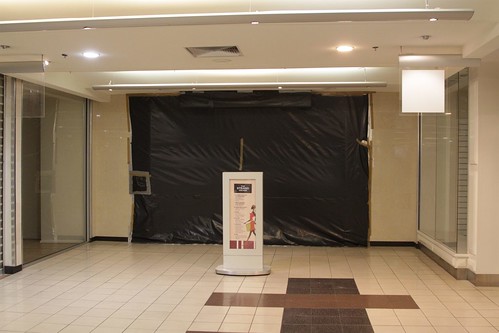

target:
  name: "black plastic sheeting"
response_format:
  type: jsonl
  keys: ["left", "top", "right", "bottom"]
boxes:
{"left": 129, "top": 91, "right": 369, "bottom": 246}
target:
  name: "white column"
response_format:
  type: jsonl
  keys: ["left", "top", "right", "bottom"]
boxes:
{"left": 468, "top": 62, "right": 499, "bottom": 275}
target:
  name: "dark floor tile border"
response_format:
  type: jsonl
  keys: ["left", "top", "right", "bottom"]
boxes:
{"left": 370, "top": 241, "right": 418, "bottom": 247}
{"left": 281, "top": 324, "right": 374, "bottom": 333}
{"left": 90, "top": 236, "right": 128, "bottom": 242}
{"left": 197, "top": 279, "right": 417, "bottom": 333}
{"left": 282, "top": 308, "right": 371, "bottom": 323}
{"left": 287, "top": 277, "right": 360, "bottom": 295}
{"left": 275, "top": 306, "right": 374, "bottom": 333}
{"left": 205, "top": 292, "right": 419, "bottom": 309}
{"left": 188, "top": 327, "right": 374, "bottom": 333}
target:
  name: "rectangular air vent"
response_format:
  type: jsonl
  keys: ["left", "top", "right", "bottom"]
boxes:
{"left": 186, "top": 46, "right": 242, "bottom": 58}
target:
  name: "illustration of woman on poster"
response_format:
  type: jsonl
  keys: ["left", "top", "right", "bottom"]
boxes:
{"left": 245, "top": 205, "right": 256, "bottom": 241}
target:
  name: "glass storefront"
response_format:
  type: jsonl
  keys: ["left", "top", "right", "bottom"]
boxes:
{"left": 419, "top": 69, "right": 469, "bottom": 253}
{"left": 21, "top": 83, "right": 87, "bottom": 263}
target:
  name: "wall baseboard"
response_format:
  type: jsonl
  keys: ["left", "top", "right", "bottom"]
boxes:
{"left": 90, "top": 236, "right": 128, "bottom": 242}
{"left": 467, "top": 271, "right": 499, "bottom": 287}
{"left": 419, "top": 243, "right": 469, "bottom": 279}
{"left": 419, "top": 243, "right": 499, "bottom": 287}
{"left": 4, "top": 265, "right": 22, "bottom": 274}
{"left": 370, "top": 241, "right": 418, "bottom": 247}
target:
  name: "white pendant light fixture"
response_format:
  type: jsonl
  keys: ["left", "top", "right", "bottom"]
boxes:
{"left": 91, "top": 67, "right": 387, "bottom": 93}
{"left": 399, "top": 54, "right": 480, "bottom": 113}
{"left": 401, "top": 69, "right": 445, "bottom": 113}
{"left": 92, "top": 81, "right": 387, "bottom": 92}
{"left": 0, "top": 61, "right": 45, "bottom": 73}
{"left": 0, "top": 8, "right": 474, "bottom": 32}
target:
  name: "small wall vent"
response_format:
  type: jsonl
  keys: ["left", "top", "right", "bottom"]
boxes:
{"left": 186, "top": 46, "right": 242, "bottom": 58}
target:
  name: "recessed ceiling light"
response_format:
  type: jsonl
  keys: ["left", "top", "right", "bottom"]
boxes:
{"left": 429, "top": 17, "right": 438, "bottom": 22}
{"left": 251, "top": 21, "right": 260, "bottom": 25}
{"left": 83, "top": 51, "right": 100, "bottom": 58}
{"left": 336, "top": 45, "right": 354, "bottom": 52}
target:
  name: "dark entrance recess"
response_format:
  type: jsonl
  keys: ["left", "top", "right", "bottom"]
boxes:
{"left": 129, "top": 91, "right": 369, "bottom": 246}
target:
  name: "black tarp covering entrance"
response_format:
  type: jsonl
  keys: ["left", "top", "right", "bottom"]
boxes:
{"left": 129, "top": 92, "right": 369, "bottom": 246}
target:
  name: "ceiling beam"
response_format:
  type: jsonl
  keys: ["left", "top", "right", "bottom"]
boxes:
{"left": 92, "top": 81, "right": 387, "bottom": 92}
{"left": 463, "top": 23, "right": 499, "bottom": 59}
{"left": 0, "top": 8, "right": 474, "bottom": 32}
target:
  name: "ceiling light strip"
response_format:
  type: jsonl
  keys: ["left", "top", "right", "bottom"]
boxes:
{"left": 0, "top": 9, "right": 474, "bottom": 32}
{"left": 92, "top": 81, "right": 387, "bottom": 91}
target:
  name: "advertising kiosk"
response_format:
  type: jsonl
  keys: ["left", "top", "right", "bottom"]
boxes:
{"left": 216, "top": 172, "right": 271, "bottom": 276}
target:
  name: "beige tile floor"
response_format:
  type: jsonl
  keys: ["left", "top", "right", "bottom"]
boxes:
{"left": 0, "top": 242, "right": 498, "bottom": 333}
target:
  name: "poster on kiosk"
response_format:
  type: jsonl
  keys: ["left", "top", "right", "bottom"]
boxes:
{"left": 216, "top": 172, "right": 271, "bottom": 276}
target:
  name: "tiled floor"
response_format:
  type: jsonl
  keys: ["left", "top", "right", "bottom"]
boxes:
{"left": 0, "top": 242, "right": 498, "bottom": 333}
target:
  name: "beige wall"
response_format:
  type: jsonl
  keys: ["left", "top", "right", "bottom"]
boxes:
{"left": 91, "top": 94, "right": 132, "bottom": 238}
{"left": 468, "top": 62, "right": 499, "bottom": 274}
{"left": 370, "top": 92, "right": 419, "bottom": 242}
{"left": 91, "top": 93, "right": 420, "bottom": 242}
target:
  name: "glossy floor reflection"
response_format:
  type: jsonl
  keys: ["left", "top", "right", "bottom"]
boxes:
{"left": 23, "top": 239, "right": 82, "bottom": 264}
{"left": 0, "top": 242, "right": 498, "bottom": 333}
